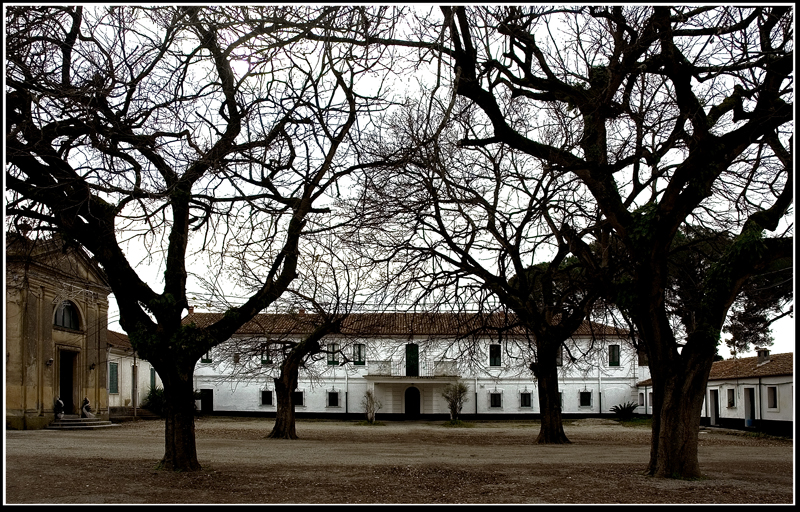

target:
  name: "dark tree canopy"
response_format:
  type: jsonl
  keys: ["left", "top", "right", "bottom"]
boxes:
{"left": 5, "top": 5, "right": 407, "bottom": 470}
{"left": 435, "top": 5, "right": 792, "bottom": 477}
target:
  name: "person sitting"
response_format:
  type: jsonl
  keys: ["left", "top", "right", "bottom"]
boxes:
{"left": 81, "top": 397, "right": 95, "bottom": 419}
{"left": 54, "top": 397, "right": 64, "bottom": 420}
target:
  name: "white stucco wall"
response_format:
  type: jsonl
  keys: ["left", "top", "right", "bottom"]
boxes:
{"left": 107, "top": 350, "right": 162, "bottom": 408}
{"left": 193, "top": 333, "right": 650, "bottom": 416}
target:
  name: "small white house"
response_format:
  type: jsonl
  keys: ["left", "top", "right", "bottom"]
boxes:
{"left": 188, "top": 311, "right": 651, "bottom": 420}
{"left": 637, "top": 348, "right": 793, "bottom": 436}
{"left": 107, "top": 330, "right": 162, "bottom": 414}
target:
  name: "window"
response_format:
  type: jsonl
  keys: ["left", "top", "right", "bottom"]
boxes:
{"left": 608, "top": 345, "right": 620, "bottom": 367}
{"left": 54, "top": 301, "right": 79, "bottom": 330}
{"left": 767, "top": 386, "right": 778, "bottom": 409}
{"left": 261, "top": 390, "right": 273, "bottom": 406}
{"left": 559, "top": 392, "right": 563, "bottom": 407}
{"left": 109, "top": 362, "right": 119, "bottom": 394}
{"left": 490, "top": 392, "right": 502, "bottom": 408}
{"left": 489, "top": 344, "right": 501, "bottom": 367}
{"left": 637, "top": 348, "right": 649, "bottom": 366}
{"left": 580, "top": 391, "right": 592, "bottom": 407}
{"left": 293, "top": 390, "right": 305, "bottom": 407}
{"left": 520, "top": 392, "right": 532, "bottom": 408}
{"left": 327, "top": 343, "right": 339, "bottom": 366}
{"left": 328, "top": 391, "right": 339, "bottom": 407}
{"left": 201, "top": 351, "right": 212, "bottom": 364}
{"left": 556, "top": 345, "right": 563, "bottom": 366}
{"left": 648, "top": 392, "right": 653, "bottom": 407}
{"left": 353, "top": 344, "right": 366, "bottom": 365}
{"left": 727, "top": 388, "right": 735, "bottom": 408}
{"left": 638, "top": 392, "right": 644, "bottom": 406}
{"left": 261, "top": 343, "right": 271, "bottom": 365}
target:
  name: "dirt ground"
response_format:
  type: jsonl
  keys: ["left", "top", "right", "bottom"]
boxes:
{"left": 3, "top": 416, "right": 794, "bottom": 504}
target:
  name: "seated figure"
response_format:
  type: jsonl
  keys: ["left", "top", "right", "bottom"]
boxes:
{"left": 81, "top": 397, "right": 95, "bottom": 419}
{"left": 54, "top": 397, "right": 64, "bottom": 420}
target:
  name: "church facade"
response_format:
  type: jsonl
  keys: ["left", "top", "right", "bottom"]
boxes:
{"left": 5, "top": 234, "right": 113, "bottom": 429}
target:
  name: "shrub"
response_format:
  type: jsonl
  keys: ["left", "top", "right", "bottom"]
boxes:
{"left": 610, "top": 401, "right": 638, "bottom": 421}
{"left": 361, "top": 390, "right": 382, "bottom": 424}
{"left": 441, "top": 381, "right": 469, "bottom": 421}
{"left": 142, "top": 386, "right": 166, "bottom": 417}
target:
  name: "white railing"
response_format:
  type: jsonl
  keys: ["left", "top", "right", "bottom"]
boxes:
{"left": 367, "top": 359, "right": 459, "bottom": 377}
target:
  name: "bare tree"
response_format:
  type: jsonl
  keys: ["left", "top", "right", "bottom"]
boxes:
{"left": 6, "top": 5, "right": 402, "bottom": 470}
{"left": 438, "top": 6, "right": 792, "bottom": 477}
{"left": 354, "top": 94, "right": 622, "bottom": 443}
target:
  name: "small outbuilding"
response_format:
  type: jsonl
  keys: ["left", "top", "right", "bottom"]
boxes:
{"left": 637, "top": 349, "right": 793, "bottom": 437}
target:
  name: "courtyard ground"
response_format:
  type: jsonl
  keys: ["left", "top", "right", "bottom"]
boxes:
{"left": 3, "top": 416, "right": 794, "bottom": 504}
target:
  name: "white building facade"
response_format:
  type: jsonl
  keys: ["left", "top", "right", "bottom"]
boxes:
{"left": 107, "top": 330, "right": 163, "bottom": 412}
{"left": 637, "top": 348, "right": 793, "bottom": 436}
{"left": 189, "top": 312, "right": 650, "bottom": 420}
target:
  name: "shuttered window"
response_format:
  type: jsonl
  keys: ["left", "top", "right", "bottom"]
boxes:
{"left": 261, "top": 390, "right": 273, "bottom": 406}
{"left": 327, "top": 344, "right": 339, "bottom": 365}
{"left": 109, "top": 362, "right": 119, "bottom": 394}
{"left": 489, "top": 344, "right": 501, "bottom": 366}
{"left": 353, "top": 344, "right": 366, "bottom": 365}
{"left": 609, "top": 345, "right": 620, "bottom": 367}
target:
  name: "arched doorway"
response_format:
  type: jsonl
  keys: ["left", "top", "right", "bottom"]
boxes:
{"left": 405, "top": 386, "right": 420, "bottom": 419}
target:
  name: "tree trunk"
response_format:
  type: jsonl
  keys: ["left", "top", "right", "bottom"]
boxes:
{"left": 532, "top": 348, "right": 570, "bottom": 444}
{"left": 159, "top": 366, "right": 201, "bottom": 471}
{"left": 646, "top": 341, "right": 714, "bottom": 478}
{"left": 268, "top": 360, "right": 300, "bottom": 439}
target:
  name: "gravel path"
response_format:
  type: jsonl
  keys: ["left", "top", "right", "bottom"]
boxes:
{"left": 4, "top": 417, "right": 794, "bottom": 504}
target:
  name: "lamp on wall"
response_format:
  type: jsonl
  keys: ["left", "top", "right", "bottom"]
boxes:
{"left": 89, "top": 363, "right": 96, "bottom": 371}
{"left": 46, "top": 358, "right": 54, "bottom": 366}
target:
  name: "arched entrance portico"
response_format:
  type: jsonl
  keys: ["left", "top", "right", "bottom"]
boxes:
{"left": 404, "top": 386, "right": 420, "bottom": 419}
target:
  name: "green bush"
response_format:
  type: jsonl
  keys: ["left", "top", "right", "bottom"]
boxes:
{"left": 142, "top": 386, "right": 166, "bottom": 417}
{"left": 610, "top": 401, "right": 638, "bottom": 421}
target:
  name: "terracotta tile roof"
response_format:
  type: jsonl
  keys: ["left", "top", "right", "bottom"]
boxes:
{"left": 637, "top": 351, "right": 793, "bottom": 386}
{"left": 181, "top": 311, "right": 628, "bottom": 338}
{"left": 706, "top": 352, "right": 793, "bottom": 380}
{"left": 107, "top": 330, "right": 132, "bottom": 350}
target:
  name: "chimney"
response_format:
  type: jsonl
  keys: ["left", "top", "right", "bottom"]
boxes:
{"left": 756, "top": 347, "right": 770, "bottom": 365}
{"left": 187, "top": 306, "right": 194, "bottom": 315}
{"left": 298, "top": 308, "right": 305, "bottom": 315}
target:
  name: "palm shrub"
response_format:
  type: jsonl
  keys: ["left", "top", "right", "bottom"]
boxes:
{"left": 610, "top": 401, "right": 638, "bottom": 421}
{"left": 143, "top": 386, "right": 166, "bottom": 417}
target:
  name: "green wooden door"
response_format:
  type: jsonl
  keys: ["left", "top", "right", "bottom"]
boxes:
{"left": 405, "top": 344, "right": 419, "bottom": 377}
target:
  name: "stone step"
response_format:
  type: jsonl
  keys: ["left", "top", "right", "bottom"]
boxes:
{"left": 47, "top": 416, "right": 121, "bottom": 430}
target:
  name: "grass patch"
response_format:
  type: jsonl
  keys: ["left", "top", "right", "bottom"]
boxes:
{"left": 442, "top": 419, "right": 475, "bottom": 428}
{"left": 731, "top": 430, "right": 791, "bottom": 441}
{"left": 355, "top": 420, "right": 385, "bottom": 426}
{"left": 617, "top": 416, "right": 652, "bottom": 428}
